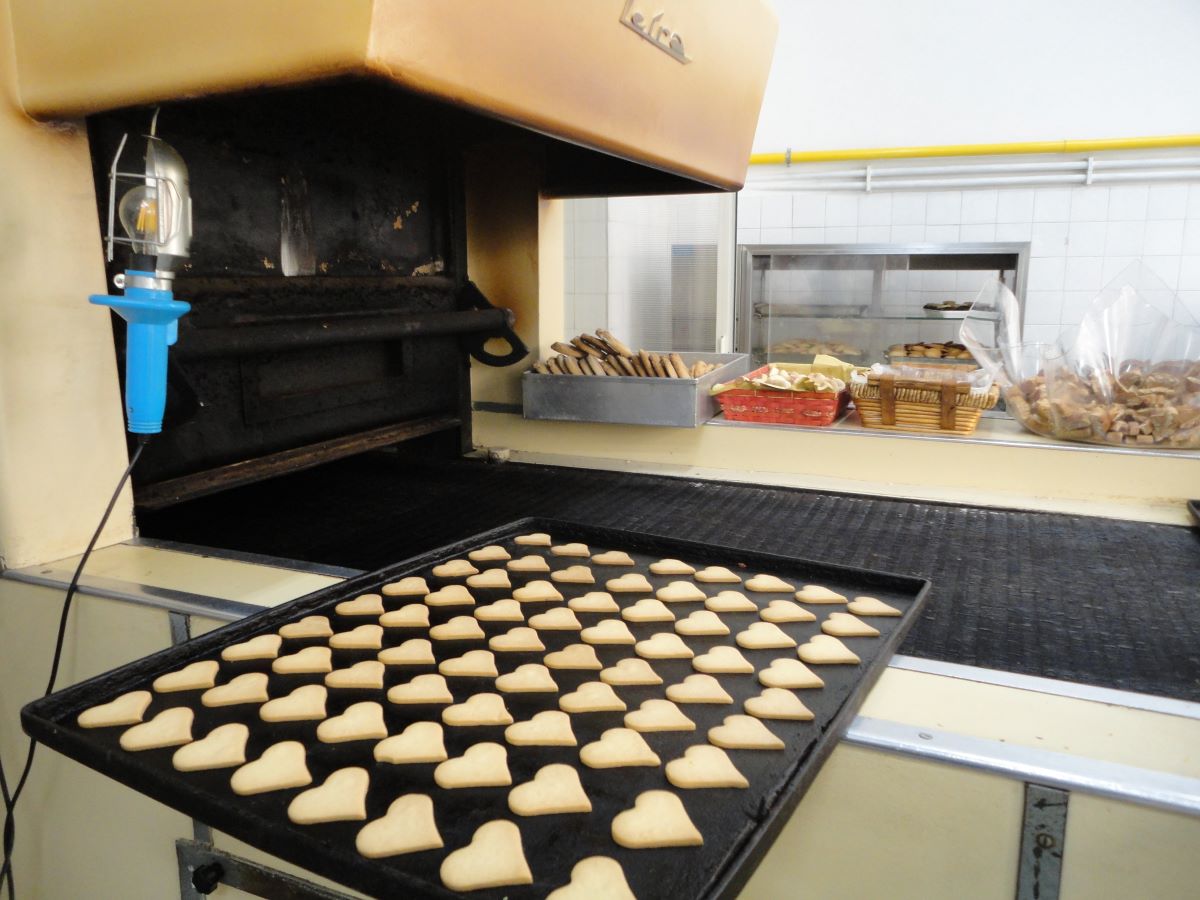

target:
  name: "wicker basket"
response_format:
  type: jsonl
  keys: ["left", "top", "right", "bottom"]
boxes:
{"left": 850, "top": 373, "right": 999, "bottom": 435}
{"left": 716, "top": 365, "right": 849, "bottom": 426}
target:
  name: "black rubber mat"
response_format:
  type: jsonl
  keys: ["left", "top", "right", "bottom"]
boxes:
{"left": 140, "top": 455, "right": 1200, "bottom": 702}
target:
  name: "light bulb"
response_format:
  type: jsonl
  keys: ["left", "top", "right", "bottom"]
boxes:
{"left": 118, "top": 185, "right": 163, "bottom": 255}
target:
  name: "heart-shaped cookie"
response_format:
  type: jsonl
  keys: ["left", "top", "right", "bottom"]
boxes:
{"left": 439, "top": 820, "right": 532, "bottom": 891}
{"left": 288, "top": 767, "right": 369, "bottom": 824}
{"left": 379, "top": 604, "right": 430, "bottom": 628}
{"left": 120, "top": 707, "right": 194, "bottom": 751}
{"left": 430, "top": 616, "right": 485, "bottom": 641}
{"left": 357, "top": 796, "right": 448, "bottom": 859}
{"left": 675, "top": 610, "right": 728, "bottom": 636}
{"left": 547, "top": 857, "right": 636, "bottom": 900}
{"left": 77, "top": 690, "right": 151, "bottom": 728}
{"left": 551, "top": 565, "right": 595, "bottom": 585}
{"left": 529, "top": 607, "right": 581, "bottom": 631}
{"left": 379, "top": 638, "right": 435, "bottom": 666}
{"left": 374, "top": 721, "right": 447, "bottom": 764}
{"left": 317, "top": 701, "right": 388, "bottom": 743}
{"left": 495, "top": 664, "right": 558, "bottom": 693}
{"left": 694, "top": 566, "right": 741, "bottom": 584}
{"left": 591, "top": 550, "right": 635, "bottom": 566}
{"left": 580, "top": 619, "right": 635, "bottom": 645}
{"left": 153, "top": 660, "right": 219, "bottom": 693}
{"left": 335, "top": 594, "right": 384, "bottom": 616}
{"left": 387, "top": 673, "right": 453, "bottom": 705}
{"left": 504, "top": 710, "right": 577, "bottom": 746}
{"left": 580, "top": 727, "right": 660, "bottom": 768}
{"left": 260, "top": 684, "right": 328, "bottom": 722}
{"left": 172, "top": 723, "right": 249, "bottom": 772}
{"left": 513, "top": 580, "right": 564, "bottom": 603}
{"left": 439, "top": 649, "right": 498, "bottom": 677}
{"left": 560, "top": 681, "right": 626, "bottom": 713}
{"left": 821, "top": 612, "right": 880, "bottom": 638}
{"left": 795, "top": 584, "right": 847, "bottom": 604}
{"left": 230, "top": 741, "right": 311, "bottom": 796}
{"left": 649, "top": 558, "right": 695, "bottom": 576}
{"left": 330, "top": 624, "right": 384, "bottom": 650}
{"left": 426, "top": 585, "right": 475, "bottom": 607}
{"left": 606, "top": 573, "right": 653, "bottom": 593}
{"left": 356, "top": 794, "right": 443, "bottom": 858}
{"left": 798, "top": 634, "right": 861, "bottom": 665}
{"left": 489, "top": 626, "right": 545, "bottom": 653}
{"left": 434, "top": 742, "right": 512, "bottom": 788}
{"left": 507, "top": 555, "right": 550, "bottom": 573}
{"left": 325, "top": 660, "right": 385, "bottom": 690}
{"left": 666, "top": 674, "right": 732, "bottom": 705}
{"left": 568, "top": 592, "right": 620, "bottom": 614}
{"left": 708, "top": 714, "right": 785, "bottom": 750}
{"left": 692, "top": 646, "right": 753, "bottom": 674}
{"left": 544, "top": 643, "right": 602, "bottom": 670}
{"left": 758, "top": 658, "right": 824, "bottom": 689}
{"left": 622, "top": 598, "right": 674, "bottom": 623}
{"left": 381, "top": 576, "right": 429, "bottom": 597}
{"left": 273, "top": 646, "right": 333, "bottom": 674}
{"left": 469, "top": 544, "right": 511, "bottom": 562}
{"left": 433, "top": 559, "right": 478, "bottom": 578}
{"left": 745, "top": 574, "right": 795, "bottom": 593}
{"left": 222, "top": 634, "right": 282, "bottom": 662}
{"left": 467, "top": 568, "right": 511, "bottom": 590}
{"left": 508, "top": 763, "right": 592, "bottom": 816}
{"left": 657, "top": 581, "right": 707, "bottom": 603}
{"left": 736, "top": 622, "right": 796, "bottom": 649}
{"left": 665, "top": 745, "right": 748, "bottom": 789}
{"left": 475, "top": 598, "right": 524, "bottom": 622}
{"left": 847, "top": 596, "right": 901, "bottom": 617}
{"left": 635, "top": 632, "right": 693, "bottom": 659}
{"left": 706, "top": 591, "right": 757, "bottom": 613}
{"left": 279, "top": 616, "right": 333, "bottom": 639}
{"left": 201, "top": 672, "right": 269, "bottom": 707}
{"left": 443, "top": 693, "right": 513, "bottom": 726}
{"left": 611, "top": 791, "right": 703, "bottom": 848}
{"left": 624, "top": 698, "right": 695, "bottom": 733}
{"left": 551, "top": 542, "right": 590, "bottom": 557}
{"left": 600, "top": 657, "right": 661, "bottom": 686}
{"left": 744, "top": 688, "right": 815, "bottom": 720}
{"left": 515, "top": 532, "right": 552, "bottom": 546}
{"left": 760, "top": 600, "right": 816, "bottom": 624}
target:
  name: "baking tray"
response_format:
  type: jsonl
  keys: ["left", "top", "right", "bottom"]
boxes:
{"left": 522, "top": 352, "right": 749, "bottom": 427}
{"left": 23, "top": 518, "right": 930, "bottom": 900}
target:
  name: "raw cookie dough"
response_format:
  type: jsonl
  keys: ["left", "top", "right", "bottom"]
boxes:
{"left": 379, "top": 638, "right": 435, "bottom": 666}
{"left": 611, "top": 791, "right": 703, "bottom": 848}
{"left": 568, "top": 592, "right": 620, "bottom": 614}
{"left": 434, "top": 742, "right": 512, "bottom": 788}
{"left": 273, "top": 646, "right": 333, "bottom": 674}
{"left": 622, "top": 598, "right": 674, "bottom": 623}
{"left": 794, "top": 584, "right": 847, "bottom": 604}
{"left": 426, "top": 585, "right": 475, "bottom": 607}
{"left": 545, "top": 644, "right": 602, "bottom": 670}
{"left": 760, "top": 600, "right": 816, "bottom": 624}
{"left": 508, "top": 555, "right": 551, "bottom": 573}
{"left": 221, "top": 634, "right": 282, "bottom": 662}
{"left": 744, "top": 688, "right": 815, "bottom": 721}
{"left": 467, "top": 569, "right": 511, "bottom": 590}
{"left": 120, "top": 708, "right": 194, "bottom": 751}
{"left": 745, "top": 575, "right": 795, "bottom": 593}
{"left": 666, "top": 674, "right": 733, "bottom": 705}
{"left": 591, "top": 550, "right": 634, "bottom": 566}
{"left": 798, "top": 634, "right": 861, "bottom": 665}
{"left": 335, "top": 594, "right": 385, "bottom": 616}
{"left": 675, "top": 610, "right": 728, "bottom": 636}
{"left": 495, "top": 664, "right": 558, "bottom": 693}
{"left": 439, "top": 820, "right": 532, "bottom": 891}
{"left": 381, "top": 577, "right": 429, "bottom": 597}
{"left": 579, "top": 727, "right": 661, "bottom": 768}
{"left": 279, "top": 616, "right": 333, "bottom": 639}
{"left": 475, "top": 598, "right": 524, "bottom": 622}
{"left": 821, "top": 612, "right": 880, "bottom": 637}
{"left": 547, "top": 857, "right": 637, "bottom": 900}
{"left": 657, "top": 581, "right": 707, "bottom": 603}
{"left": 600, "top": 658, "right": 661, "bottom": 686}
{"left": 433, "top": 559, "right": 478, "bottom": 578}
{"left": 847, "top": 596, "right": 902, "bottom": 617}
{"left": 379, "top": 605, "right": 430, "bottom": 628}
{"left": 443, "top": 693, "right": 513, "bottom": 726}
{"left": 708, "top": 714, "right": 785, "bottom": 750}
{"left": 317, "top": 701, "right": 388, "bottom": 742}
{"left": 560, "top": 681, "right": 626, "bottom": 713}
{"left": 230, "top": 741, "right": 311, "bottom": 796}
{"left": 374, "top": 721, "right": 448, "bottom": 764}
{"left": 706, "top": 591, "right": 757, "bottom": 613}
{"left": 201, "top": 672, "right": 270, "bottom": 707}
{"left": 692, "top": 646, "right": 754, "bottom": 675}
{"left": 330, "top": 624, "right": 384, "bottom": 650}
{"left": 606, "top": 573, "right": 654, "bottom": 593}
{"left": 356, "top": 794, "right": 443, "bottom": 859}
{"left": 429, "top": 616, "right": 486, "bottom": 641}
{"left": 469, "top": 544, "right": 511, "bottom": 562}
{"left": 288, "top": 767, "right": 369, "bottom": 824}
{"left": 78, "top": 690, "right": 151, "bottom": 728}
{"left": 581, "top": 619, "right": 636, "bottom": 645}
{"left": 649, "top": 559, "right": 695, "bottom": 576}
{"left": 387, "top": 673, "right": 454, "bottom": 705}
{"left": 624, "top": 699, "right": 695, "bottom": 733}
{"left": 261, "top": 684, "right": 328, "bottom": 722}
{"left": 172, "top": 722, "right": 249, "bottom": 772}
{"left": 515, "top": 532, "right": 552, "bottom": 546}
{"left": 439, "top": 649, "right": 499, "bottom": 677}
{"left": 758, "top": 658, "right": 824, "bottom": 689}
{"left": 505, "top": 710, "right": 577, "bottom": 747}
{"left": 489, "top": 626, "right": 545, "bottom": 653}
{"left": 551, "top": 565, "right": 595, "bottom": 585}
{"left": 529, "top": 607, "right": 582, "bottom": 631}
{"left": 153, "top": 660, "right": 219, "bottom": 693}
{"left": 635, "top": 633, "right": 693, "bottom": 659}
{"left": 513, "top": 580, "right": 564, "bottom": 603}
{"left": 551, "top": 542, "right": 590, "bottom": 557}
{"left": 508, "top": 763, "right": 592, "bottom": 815}
{"left": 665, "top": 745, "right": 748, "bottom": 789}
{"left": 694, "top": 566, "right": 742, "bottom": 584}
{"left": 325, "top": 660, "right": 386, "bottom": 690}
{"left": 735, "top": 622, "right": 796, "bottom": 650}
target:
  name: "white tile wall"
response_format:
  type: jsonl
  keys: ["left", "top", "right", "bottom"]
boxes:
{"left": 738, "top": 176, "right": 1200, "bottom": 339}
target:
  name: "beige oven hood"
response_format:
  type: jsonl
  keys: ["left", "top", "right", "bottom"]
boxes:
{"left": 8, "top": 0, "right": 776, "bottom": 192}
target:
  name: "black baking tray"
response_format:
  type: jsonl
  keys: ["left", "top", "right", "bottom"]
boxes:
{"left": 23, "top": 518, "right": 930, "bottom": 899}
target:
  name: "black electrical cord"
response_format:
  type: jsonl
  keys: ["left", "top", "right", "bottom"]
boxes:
{"left": 0, "top": 436, "right": 149, "bottom": 900}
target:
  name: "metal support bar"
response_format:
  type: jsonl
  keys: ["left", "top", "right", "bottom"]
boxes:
{"left": 1015, "top": 784, "right": 1069, "bottom": 900}
{"left": 176, "top": 840, "right": 354, "bottom": 900}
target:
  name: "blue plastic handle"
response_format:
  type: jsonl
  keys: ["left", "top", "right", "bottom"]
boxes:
{"left": 90, "top": 276, "right": 190, "bottom": 434}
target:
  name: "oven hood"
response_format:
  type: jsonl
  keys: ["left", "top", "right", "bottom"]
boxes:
{"left": 7, "top": 0, "right": 776, "bottom": 192}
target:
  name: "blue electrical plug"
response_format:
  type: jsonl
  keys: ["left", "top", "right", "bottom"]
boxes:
{"left": 91, "top": 270, "right": 190, "bottom": 434}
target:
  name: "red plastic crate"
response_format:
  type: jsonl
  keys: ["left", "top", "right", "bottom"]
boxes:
{"left": 716, "top": 366, "right": 849, "bottom": 426}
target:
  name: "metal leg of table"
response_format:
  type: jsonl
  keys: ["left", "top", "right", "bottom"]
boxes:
{"left": 176, "top": 839, "right": 356, "bottom": 900}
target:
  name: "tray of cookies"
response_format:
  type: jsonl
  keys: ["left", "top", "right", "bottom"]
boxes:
{"left": 22, "top": 518, "right": 930, "bottom": 899}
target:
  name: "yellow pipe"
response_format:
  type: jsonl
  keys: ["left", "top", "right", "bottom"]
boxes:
{"left": 749, "top": 134, "right": 1200, "bottom": 166}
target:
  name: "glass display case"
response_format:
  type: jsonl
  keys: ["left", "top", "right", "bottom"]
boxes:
{"left": 734, "top": 243, "right": 1028, "bottom": 366}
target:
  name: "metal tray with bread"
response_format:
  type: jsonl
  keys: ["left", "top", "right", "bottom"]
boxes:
{"left": 23, "top": 518, "right": 929, "bottom": 900}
